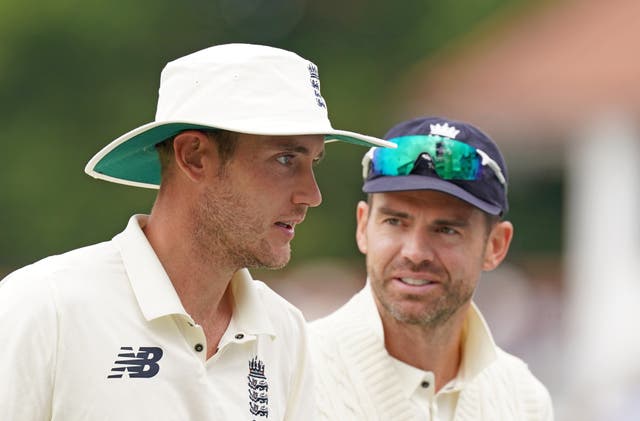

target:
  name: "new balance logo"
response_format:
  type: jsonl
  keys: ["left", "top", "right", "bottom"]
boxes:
{"left": 107, "top": 346, "right": 163, "bottom": 379}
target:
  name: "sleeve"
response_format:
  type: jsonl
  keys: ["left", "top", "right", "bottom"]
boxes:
{"left": 0, "top": 268, "right": 58, "bottom": 420}
{"left": 537, "top": 383, "right": 554, "bottom": 421}
{"left": 510, "top": 352, "right": 554, "bottom": 421}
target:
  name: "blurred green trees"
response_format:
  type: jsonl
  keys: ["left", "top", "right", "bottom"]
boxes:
{"left": 1, "top": 0, "right": 547, "bottom": 273}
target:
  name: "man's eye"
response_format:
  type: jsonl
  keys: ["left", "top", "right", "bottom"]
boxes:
{"left": 383, "top": 218, "right": 401, "bottom": 226}
{"left": 276, "top": 155, "right": 293, "bottom": 165}
{"left": 438, "top": 227, "right": 458, "bottom": 235}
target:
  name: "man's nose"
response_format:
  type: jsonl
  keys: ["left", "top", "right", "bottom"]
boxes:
{"left": 292, "top": 169, "right": 322, "bottom": 208}
{"left": 400, "top": 228, "right": 435, "bottom": 266}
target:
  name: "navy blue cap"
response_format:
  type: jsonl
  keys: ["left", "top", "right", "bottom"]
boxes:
{"left": 363, "top": 116, "right": 508, "bottom": 215}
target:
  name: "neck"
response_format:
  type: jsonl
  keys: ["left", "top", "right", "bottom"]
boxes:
{"left": 380, "top": 303, "right": 470, "bottom": 392}
{"left": 143, "top": 200, "right": 236, "bottom": 342}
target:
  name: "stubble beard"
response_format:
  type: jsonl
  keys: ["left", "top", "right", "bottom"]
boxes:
{"left": 370, "top": 261, "right": 475, "bottom": 329}
{"left": 192, "top": 184, "right": 290, "bottom": 271}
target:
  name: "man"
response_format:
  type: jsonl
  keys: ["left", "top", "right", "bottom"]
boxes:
{"left": 310, "top": 117, "right": 553, "bottom": 420}
{"left": 0, "top": 43, "right": 392, "bottom": 420}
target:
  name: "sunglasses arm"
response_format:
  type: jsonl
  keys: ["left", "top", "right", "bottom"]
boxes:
{"left": 477, "top": 149, "right": 507, "bottom": 186}
{"left": 362, "top": 148, "right": 375, "bottom": 179}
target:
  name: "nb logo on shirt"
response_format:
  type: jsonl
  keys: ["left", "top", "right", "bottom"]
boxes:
{"left": 107, "top": 346, "right": 163, "bottom": 379}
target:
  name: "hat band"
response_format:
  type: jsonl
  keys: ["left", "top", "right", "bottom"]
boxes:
{"left": 363, "top": 135, "right": 506, "bottom": 187}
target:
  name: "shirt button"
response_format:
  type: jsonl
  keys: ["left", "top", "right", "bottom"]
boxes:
{"left": 421, "top": 380, "right": 430, "bottom": 388}
{"left": 235, "top": 333, "right": 245, "bottom": 340}
{"left": 194, "top": 343, "right": 204, "bottom": 352}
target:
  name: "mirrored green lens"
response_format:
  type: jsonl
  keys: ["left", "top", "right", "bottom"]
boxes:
{"left": 371, "top": 135, "right": 481, "bottom": 180}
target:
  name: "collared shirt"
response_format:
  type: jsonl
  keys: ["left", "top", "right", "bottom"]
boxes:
{"left": 311, "top": 283, "right": 552, "bottom": 421}
{"left": 0, "top": 215, "right": 313, "bottom": 420}
{"left": 361, "top": 282, "right": 498, "bottom": 421}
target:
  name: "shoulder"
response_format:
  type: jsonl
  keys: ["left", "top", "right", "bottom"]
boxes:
{"left": 492, "top": 349, "right": 548, "bottom": 390}
{"left": 0, "top": 243, "right": 120, "bottom": 356}
{"left": 2, "top": 240, "right": 118, "bottom": 284}
{"left": 308, "top": 295, "right": 397, "bottom": 421}
{"left": 0, "top": 240, "right": 121, "bottom": 313}
{"left": 309, "top": 289, "right": 365, "bottom": 334}
{"left": 479, "top": 349, "right": 553, "bottom": 417}
{"left": 251, "top": 280, "right": 306, "bottom": 322}
{"left": 307, "top": 291, "right": 379, "bottom": 379}
{"left": 248, "top": 280, "right": 309, "bottom": 346}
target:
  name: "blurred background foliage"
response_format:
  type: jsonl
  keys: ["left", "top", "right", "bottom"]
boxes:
{"left": 0, "top": 0, "right": 559, "bottom": 273}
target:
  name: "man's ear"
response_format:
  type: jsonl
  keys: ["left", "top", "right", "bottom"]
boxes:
{"left": 355, "top": 200, "right": 370, "bottom": 255}
{"left": 482, "top": 220, "right": 514, "bottom": 271}
{"left": 172, "top": 131, "right": 215, "bottom": 183}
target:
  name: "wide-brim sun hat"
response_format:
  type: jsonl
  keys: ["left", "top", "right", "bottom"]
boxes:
{"left": 84, "top": 43, "right": 394, "bottom": 189}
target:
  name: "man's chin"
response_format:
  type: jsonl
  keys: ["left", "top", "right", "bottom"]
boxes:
{"left": 250, "top": 249, "right": 291, "bottom": 270}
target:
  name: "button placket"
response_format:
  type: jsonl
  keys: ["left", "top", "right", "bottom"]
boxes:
{"left": 179, "top": 317, "right": 206, "bottom": 359}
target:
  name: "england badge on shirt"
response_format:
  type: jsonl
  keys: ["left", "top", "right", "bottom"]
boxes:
{"left": 248, "top": 356, "right": 269, "bottom": 418}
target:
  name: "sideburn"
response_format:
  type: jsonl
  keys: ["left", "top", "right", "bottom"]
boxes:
{"left": 205, "top": 130, "right": 239, "bottom": 176}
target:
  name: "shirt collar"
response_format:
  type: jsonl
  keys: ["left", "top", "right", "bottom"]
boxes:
{"left": 362, "top": 279, "right": 498, "bottom": 394}
{"left": 458, "top": 301, "right": 498, "bottom": 383}
{"left": 114, "top": 215, "right": 187, "bottom": 321}
{"left": 113, "top": 215, "right": 275, "bottom": 337}
{"left": 229, "top": 268, "right": 276, "bottom": 338}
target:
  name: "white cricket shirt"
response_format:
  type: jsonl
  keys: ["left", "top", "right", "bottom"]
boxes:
{"left": 388, "top": 302, "right": 497, "bottom": 421}
{"left": 0, "top": 215, "right": 314, "bottom": 420}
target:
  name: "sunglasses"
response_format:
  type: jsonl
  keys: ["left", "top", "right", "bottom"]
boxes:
{"left": 362, "top": 135, "right": 506, "bottom": 186}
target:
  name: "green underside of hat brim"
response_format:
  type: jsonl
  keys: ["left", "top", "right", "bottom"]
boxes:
{"left": 91, "top": 124, "right": 376, "bottom": 188}
{"left": 93, "top": 123, "right": 215, "bottom": 187}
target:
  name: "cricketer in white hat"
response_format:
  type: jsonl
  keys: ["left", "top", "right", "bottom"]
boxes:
{"left": 0, "top": 43, "right": 392, "bottom": 420}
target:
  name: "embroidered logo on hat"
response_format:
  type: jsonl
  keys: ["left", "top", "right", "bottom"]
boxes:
{"left": 429, "top": 122, "right": 460, "bottom": 139}
{"left": 308, "top": 62, "right": 326, "bottom": 108}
